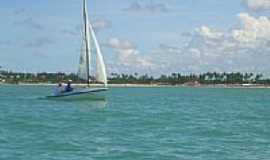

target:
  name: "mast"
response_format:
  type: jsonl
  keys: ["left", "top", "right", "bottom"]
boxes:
{"left": 83, "top": 0, "right": 90, "bottom": 85}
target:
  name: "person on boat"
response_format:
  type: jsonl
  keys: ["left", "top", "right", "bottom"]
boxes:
{"left": 54, "top": 83, "right": 64, "bottom": 96}
{"left": 64, "top": 81, "right": 74, "bottom": 92}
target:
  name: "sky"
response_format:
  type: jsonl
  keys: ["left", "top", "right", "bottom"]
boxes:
{"left": 1, "top": 0, "right": 270, "bottom": 75}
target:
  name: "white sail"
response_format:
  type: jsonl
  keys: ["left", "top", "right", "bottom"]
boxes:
{"left": 78, "top": 31, "right": 88, "bottom": 80}
{"left": 89, "top": 23, "right": 108, "bottom": 86}
{"left": 78, "top": 0, "right": 107, "bottom": 86}
{"left": 78, "top": 0, "right": 91, "bottom": 82}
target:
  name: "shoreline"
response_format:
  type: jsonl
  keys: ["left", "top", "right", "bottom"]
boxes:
{"left": 1, "top": 82, "right": 270, "bottom": 88}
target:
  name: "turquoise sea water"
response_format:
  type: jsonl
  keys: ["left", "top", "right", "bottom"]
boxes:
{"left": 0, "top": 85, "right": 270, "bottom": 160}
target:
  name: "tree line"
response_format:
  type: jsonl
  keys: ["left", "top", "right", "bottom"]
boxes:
{"left": 109, "top": 72, "right": 267, "bottom": 85}
{"left": 1, "top": 70, "right": 270, "bottom": 85}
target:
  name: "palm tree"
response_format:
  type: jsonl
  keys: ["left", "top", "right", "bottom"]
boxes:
{"left": 255, "top": 74, "right": 263, "bottom": 82}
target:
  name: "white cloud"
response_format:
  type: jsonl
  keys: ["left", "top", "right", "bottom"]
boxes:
{"left": 105, "top": 38, "right": 155, "bottom": 73}
{"left": 242, "top": 0, "right": 270, "bottom": 11}
{"left": 104, "top": 13, "right": 270, "bottom": 75}
{"left": 125, "top": 13, "right": 270, "bottom": 74}
{"left": 177, "top": 13, "right": 270, "bottom": 73}
{"left": 92, "top": 19, "right": 112, "bottom": 31}
{"left": 196, "top": 26, "right": 224, "bottom": 39}
{"left": 106, "top": 38, "right": 134, "bottom": 50}
{"left": 232, "top": 13, "right": 270, "bottom": 42}
{"left": 124, "top": 1, "right": 169, "bottom": 14}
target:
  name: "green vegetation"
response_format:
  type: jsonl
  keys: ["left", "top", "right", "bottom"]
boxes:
{"left": 110, "top": 72, "right": 268, "bottom": 85}
{"left": 1, "top": 69, "right": 270, "bottom": 85}
{"left": 0, "top": 71, "right": 80, "bottom": 84}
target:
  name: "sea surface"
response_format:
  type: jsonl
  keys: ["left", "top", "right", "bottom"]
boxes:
{"left": 0, "top": 85, "right": 270, "bottom": 160}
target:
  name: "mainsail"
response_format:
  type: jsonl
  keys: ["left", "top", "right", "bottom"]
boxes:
{"left": 78, "top": 29, "right": 88, "bottom": 80}
{"left": 78, "top": 0, "right": 107, "bottom": 86}
{"left": 78, "top": 0, "right": 91, "bottom": 83}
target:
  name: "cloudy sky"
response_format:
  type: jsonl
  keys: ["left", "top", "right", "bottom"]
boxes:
{"left": 1, "top": 0, "right": 270, "bottom": 75}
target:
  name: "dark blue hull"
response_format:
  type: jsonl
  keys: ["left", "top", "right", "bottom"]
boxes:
{"left": 46, "top": 88, "right": 108, "bottom": 100}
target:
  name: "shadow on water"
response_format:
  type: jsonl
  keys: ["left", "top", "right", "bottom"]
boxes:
{"left": 42, "top": 96, "right": 106, "bottom": 102}
{"left": 37, "top": 93, "right": 108, "bottom": 107}
{"left": 38, "top": 97, "right": 108, "bottom": 110}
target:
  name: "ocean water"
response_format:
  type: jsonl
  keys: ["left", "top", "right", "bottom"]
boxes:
{"left": 0, "top": 85, "right": 270, "bottom": 160}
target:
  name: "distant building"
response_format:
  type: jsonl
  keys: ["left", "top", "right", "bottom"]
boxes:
{"left": 183, "top": 81, "right": 201, "bottom": 87}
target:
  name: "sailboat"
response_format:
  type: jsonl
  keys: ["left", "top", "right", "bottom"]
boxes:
{"left": 47, "top": 0, "right": 108, "bottom": 99}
